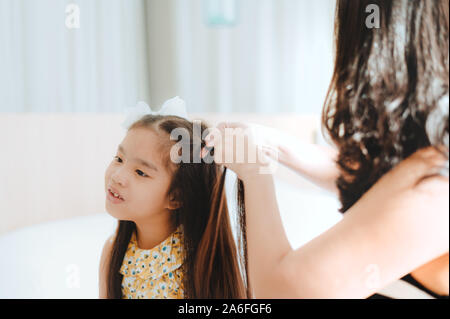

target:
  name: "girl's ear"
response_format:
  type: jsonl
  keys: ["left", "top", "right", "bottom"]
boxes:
{"left": 167, "top": 192, "right": 182, "bottom": 210}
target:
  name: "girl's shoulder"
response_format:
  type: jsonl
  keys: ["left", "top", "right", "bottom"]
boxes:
{"left": 107, "top": 233, "right": 116, "bottom": 244}
{"left": 99, "top": 233, "right": 116, "bottom": 298}
{"left": 100, "top": 233, "right": 115, "bottom": 267}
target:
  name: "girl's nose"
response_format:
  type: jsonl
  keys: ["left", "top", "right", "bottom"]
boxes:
{"left": 111, "top": 169, "right": 128, "bottom": 187}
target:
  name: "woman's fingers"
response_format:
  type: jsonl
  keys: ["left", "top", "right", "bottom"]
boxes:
{"left": 261, "top": 144, "right": 279, "bottom": 160}
{"left": 380, "top": 146, "right": 448, "bottom": 192}
{"left": 203, "top": 121, "right": 249, "bottom": 149}
{"left": 217, "top": 121, "right": 249, "bottom": 130}
{"left": 201, "top": 121, "right": 271, "bottom": 177}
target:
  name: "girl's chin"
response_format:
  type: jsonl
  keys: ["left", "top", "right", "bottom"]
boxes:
{"left": 105, "top": 204, "right": 127, "bottom": 219}
{"left": 105, "top": 205, "right": 137, "bottom": 223}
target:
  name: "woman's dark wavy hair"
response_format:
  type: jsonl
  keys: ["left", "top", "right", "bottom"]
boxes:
{"left": 323, "top": 0, "right": 449, "bottom": 213}
{"left": 107, "top": 115, "right": 251, "bottom": 298}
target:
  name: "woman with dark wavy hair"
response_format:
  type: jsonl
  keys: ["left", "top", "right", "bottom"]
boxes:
{"left": 203, "top": 0, "right": 449, "bottom": 298}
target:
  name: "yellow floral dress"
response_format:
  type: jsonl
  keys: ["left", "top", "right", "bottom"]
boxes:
{"left": 119, "top": 225, "right": 185, "bottom": 299}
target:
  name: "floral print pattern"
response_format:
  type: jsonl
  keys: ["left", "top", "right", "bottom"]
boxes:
{"left": 119, "top": 225, "right": 185, "bottom": 299}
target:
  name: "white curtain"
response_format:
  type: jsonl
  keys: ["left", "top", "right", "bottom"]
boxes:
{"left": 168, "top": 0, "right": 336, "bottom": 113}
{"left": 0, "top": 0, "right": 152, "bottom": 112}
{"left": 0, "top": 0, "right": 336, "bottom": 113}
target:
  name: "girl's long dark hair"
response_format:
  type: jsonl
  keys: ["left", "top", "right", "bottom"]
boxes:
{"left": 107, "top": 115, "right": 251, "bottom": 298}
{"left": 323, "top": 0, "right": 449, "bottom": 213}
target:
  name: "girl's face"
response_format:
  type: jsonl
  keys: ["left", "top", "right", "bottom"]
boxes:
{"left": 104, "top": 127, "right": 178, "bottom": 222}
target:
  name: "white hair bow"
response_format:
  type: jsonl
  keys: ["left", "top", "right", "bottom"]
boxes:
{"left": 121, "top": 96, "right": 189, "bottom": 130}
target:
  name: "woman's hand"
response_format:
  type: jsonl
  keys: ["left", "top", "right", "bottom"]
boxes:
{"left": 201, "top": 121, "right": 277, "bottom": 181}
{"left": 379, "top": 146, "right": 448, "bottom": 192}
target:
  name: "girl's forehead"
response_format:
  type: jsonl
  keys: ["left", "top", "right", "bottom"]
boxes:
{"left": 121, "top": 128, "right": 165, "bottom": 167}
{"left": 124, "top": 127, "right": 160, "bottom": 147}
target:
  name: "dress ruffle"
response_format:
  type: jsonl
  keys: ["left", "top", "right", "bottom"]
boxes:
{"left": 119, "top": 225, "right": 185, "bottom": 281}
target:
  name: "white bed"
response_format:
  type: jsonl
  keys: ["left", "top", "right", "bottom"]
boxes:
{"left": 0, "top": 176, "right": 341, "bottom": 299}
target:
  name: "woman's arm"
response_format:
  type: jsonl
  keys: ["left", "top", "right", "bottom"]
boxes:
{"left": 242, "top": 147, "right": 449, "bottom": 298}
{"left": 273, "top": 142, "right": 339, "bottom": 194}
{"left": 204, "top": 122, "right": 449, "bottom": 298}
{"left": 251, "top": 123, "right": 340, "bottom": 194}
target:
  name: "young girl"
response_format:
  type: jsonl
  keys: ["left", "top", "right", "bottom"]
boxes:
{"left": 98, "top": 101, "right": 250, "bottom": 299}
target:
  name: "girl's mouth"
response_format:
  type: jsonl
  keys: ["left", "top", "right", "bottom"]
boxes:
{"left": 107, "top": 188, "right": 125, "bottom": 203}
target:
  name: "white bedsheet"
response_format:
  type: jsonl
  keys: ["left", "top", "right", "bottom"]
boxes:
{"left": 0, "top": 178, "right": 341, "bottom": 298}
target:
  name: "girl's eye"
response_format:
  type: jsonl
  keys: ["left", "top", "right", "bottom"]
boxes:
{"left": 113, "top": 156, "right": 148, "bottom": 178}
{"left": 136, "top": 170, "right": 148, "bottom": 177}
